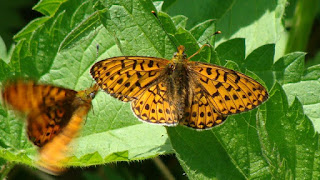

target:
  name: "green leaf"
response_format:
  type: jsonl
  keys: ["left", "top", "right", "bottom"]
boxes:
{"left": 0, "top": 60, "right": 13, "bottom": 82}
{"left": 282, "top": 67, "right": 320, "bottom": 132}
{"left": 166, "top": 0, "right": 235, "bottom": 28}
{"left": 165, "top": 0, "right": 287, "bottom": 59}
{"left": 33, "top": 0, "right": 67, "bottom": 17}
{"left": 0, "top": 36, "right": 7, "bottom": 61}
{"left": 273, "top": 52, "right": 306, "bottom": 84}
{"left": 167, "top": 125, "right": 244, "bottom": 179}
{"left": 189, "top": 19, "right": 217, "bottom": 46}
{"left": 171, "top": 15, "right": 188, "bottom": 29}
{"left": 58, "top": 5, "right": 104, "bottom": 51}
{"left": 215, "top": 38, "right": 245, "bottom": 66}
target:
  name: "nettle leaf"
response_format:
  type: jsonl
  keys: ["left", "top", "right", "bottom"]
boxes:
{"left": 282, "top": 64, "right": 320, "bottom": 132}
{"left": 165, "top": 0, "right": 287, "bottom": 59}
{"left": 1, "top": 0, "right": 319, "bottom": 179}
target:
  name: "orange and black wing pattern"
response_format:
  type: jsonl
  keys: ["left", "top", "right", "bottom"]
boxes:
{"left": 181, "top": 85, "right": 226, "bottom": 129}
{"left": 188, "top": 61, "right": 268, "bottom": 115}
{"left": 131, "top": 81, "right": 179, "bottom": 126}
{"left": 2, "top": 80, "right": 99, "bottom": 174}
{"left": 90, "top": 57, "right": 170, "bottom": 102}
{"left": 90, "top": 45, "right": 269, "bottom": 130}
{"left": 91, "top": 56, "right": 180, "bottom": 125}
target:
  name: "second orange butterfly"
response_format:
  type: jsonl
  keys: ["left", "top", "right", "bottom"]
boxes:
{"left": 2, "top": 80, "right": 99, "bottom": 174}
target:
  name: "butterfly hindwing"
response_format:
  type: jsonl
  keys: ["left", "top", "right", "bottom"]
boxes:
{"left": 37, "top": 84, "right": 98, "bottom": 173}
{"left": 37, "top": 98, "right": 93, "bottom": 174}
{"left": 90, "top": 57, "right": 170, "bottom": 101}
{"left": 131, "top": 82, "right": 179, "bottom": 126}
{"left": 182, "top": 85, "right": 226, "bottom": 129}
{"left": 27, "top": 100, "right": 76, "bottom": 147}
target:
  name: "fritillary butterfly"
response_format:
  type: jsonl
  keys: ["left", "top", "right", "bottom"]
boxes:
{"left": 2, "top": 80, "right": 99, "bottom": 174}
{"left": 90, "top": 45, "right": 268, "bottom": 129}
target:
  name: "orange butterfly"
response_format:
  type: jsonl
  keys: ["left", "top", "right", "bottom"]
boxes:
{"left": 90, "top": 45, "right": 268, "bottom": 129}
{"left": 2, "top": 80, "right": 99, "bottom": 174}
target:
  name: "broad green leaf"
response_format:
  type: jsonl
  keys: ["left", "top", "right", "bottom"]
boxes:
{"left": 282, "top": 64, "right": 320, "bottom": 132}
{"left": 273, "top": 52, "right": 306, "bottom": 84}
{"left": 33, "top": 0, "right": 67, "bottom": 17}
{"left": 166, "top": 0, "right": 234, "bottom": 28}
{"left": 189, "top": 19, "right": 217, "bottom": 46}
{"left": 165, "top": 0, "right": 287, "bottom": 59}
{"left": 172, "top": 15, "right": 188, "bottom": 29}
{"left": 214, "top": 38, "right": 245, "bottom": 66}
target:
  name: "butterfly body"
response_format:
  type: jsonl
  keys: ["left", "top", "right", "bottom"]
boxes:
{"left": 164, "top": 60, "right": 189, "bottom": 121}
{"left": 91, "top": 45, "right": 268, "bottom": 129}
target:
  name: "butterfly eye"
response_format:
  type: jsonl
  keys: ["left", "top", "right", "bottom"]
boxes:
{"left": 183, "top": 54, "right": 187, "bottom": 59}
{"left": 89, "top": 92, "right": 96, "bottom": 99}
{"left": 167, "top": 63, "right": 175, "bottom": 75}
{"left": 168, "top": 63, "right": 175, "bottom": 69}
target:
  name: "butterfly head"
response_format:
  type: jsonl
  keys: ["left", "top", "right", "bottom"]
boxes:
{"left": 172, "top": 45, "right": 187, "bottom": 63}
{"left": 76, "top": 84, "right": 99, "bottom": 104}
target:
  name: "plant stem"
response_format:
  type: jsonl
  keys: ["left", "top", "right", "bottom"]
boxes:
{"left": 0, "top": 161, "right": 15, "bottom": 179}
{"left": 285, "top": 0, "right": 319, "bottom": 53}
{"left": 153, "top": 157, "right": 175, "bottom": 180}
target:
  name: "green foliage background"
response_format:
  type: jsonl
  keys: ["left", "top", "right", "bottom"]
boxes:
{"left": 1, "top": 0, "right": 320, "bottom": 179}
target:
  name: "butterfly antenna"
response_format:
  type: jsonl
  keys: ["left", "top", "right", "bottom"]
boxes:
{"left": 188, "top": 31, "right": 221, "bottom": 60}
{"left": 151, "top": 10, "right": 178, "bottom": 50}
{"left": 188, "top": 44, "right": 211, "bottom": 60}
{"left": 197, "top": 30, "right": 222, "bottom": 46}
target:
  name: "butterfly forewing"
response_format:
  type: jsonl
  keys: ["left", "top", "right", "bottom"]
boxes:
{"left": 3, "top": 81, "right": 78, "bottom": 146}
{"left": 188, "top": 61, "right": 268, "bottom": 115}
{"left": 3, "top": 81, "right": 77, "bottom": 113}
{"left": 90, "top": 57, "right": 170, "bottom": 102}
